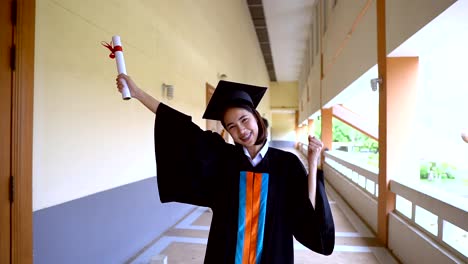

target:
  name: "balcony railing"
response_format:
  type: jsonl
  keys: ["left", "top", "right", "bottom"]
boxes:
{"left": 390, "top": 180, "right": 467, "bottom": 260}
{"left": 324, "top": 151, "right": 379, "bottom": 199}
{"left": 298, "top": 143, "right": 379, "bottom": 198}
{"left": 296, "top": 143, "right": 468, "bottom": 262}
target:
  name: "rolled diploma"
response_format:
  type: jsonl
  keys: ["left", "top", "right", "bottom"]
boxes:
{"left": 112, "top": 35, "right": 131, "bottom": 100}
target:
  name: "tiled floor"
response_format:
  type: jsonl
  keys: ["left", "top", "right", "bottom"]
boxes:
{"left": 130, "top": 148, "right": 399, "bottom": 264}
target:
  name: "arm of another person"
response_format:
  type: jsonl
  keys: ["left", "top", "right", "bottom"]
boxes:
{"left": 116, "top": 73, "right": 160, "bottom": 113}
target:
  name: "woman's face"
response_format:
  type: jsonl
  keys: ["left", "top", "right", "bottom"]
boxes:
{"left": 223, "top": 107, "right": 258, "bottom": 147}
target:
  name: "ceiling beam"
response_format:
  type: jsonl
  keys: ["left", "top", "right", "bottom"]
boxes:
{"left": 247, "top": 0, "right": 277, "bottom": 81}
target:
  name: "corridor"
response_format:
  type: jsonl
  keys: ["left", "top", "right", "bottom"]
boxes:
{"left": 129, "top": 148, "right": 398, "bottom": 264}
{"left": 11, "top": 0, "right": 465, "bottom": 263}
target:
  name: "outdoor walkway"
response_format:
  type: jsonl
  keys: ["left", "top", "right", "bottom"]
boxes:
{"left": 130, "top": 147, "right": 399, "bottom": 264}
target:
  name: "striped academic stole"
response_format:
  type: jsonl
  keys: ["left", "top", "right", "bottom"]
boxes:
{"left": 235, "top": 171, "right": 269, "bottom": 264}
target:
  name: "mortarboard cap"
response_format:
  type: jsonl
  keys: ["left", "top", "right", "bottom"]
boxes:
{"left": 202, "top": 80, "right": 267, "bottom": 121}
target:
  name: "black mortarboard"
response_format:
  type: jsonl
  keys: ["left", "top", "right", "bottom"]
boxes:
{"left": 202, "top": 80, "right": 267, "bottom": 121}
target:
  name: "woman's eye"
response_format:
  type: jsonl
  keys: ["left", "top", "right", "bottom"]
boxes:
{"left": 242, "top": 118, "right": 247, "bottom": 123}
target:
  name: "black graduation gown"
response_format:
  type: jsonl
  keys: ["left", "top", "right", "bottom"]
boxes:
{"left": 154, "top": 103, "right": 335, "bottom": 263}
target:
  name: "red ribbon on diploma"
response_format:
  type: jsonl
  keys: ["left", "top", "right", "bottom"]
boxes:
{"left": 101, "top": 41, "right": 123, "bottom": 59}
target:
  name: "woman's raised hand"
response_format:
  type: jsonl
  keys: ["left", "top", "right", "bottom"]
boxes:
{"left": 307, "top": 135, "right": 324, "bottom": 166}
{"left": 115, "top": 74, "right": 160, "bottom": 113}
{"left": 116, "top": 74, "right": 142, "bottom": 100}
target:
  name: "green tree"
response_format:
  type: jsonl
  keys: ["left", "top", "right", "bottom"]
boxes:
{"left": 311, "top": 116, "right": 378, "bottom": 153}
{"left": 313, "top": 116, "right": 322, "bottom": 138}
{"left": 333, "top": 119, "right": 352, "bottom": 142}
{"left": 332, "top": 118, "right": 378, "bottom": 153}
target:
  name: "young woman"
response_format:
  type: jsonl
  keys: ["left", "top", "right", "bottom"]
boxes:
{"left": 116, "top": 74, "right": 335, "bottom": 263}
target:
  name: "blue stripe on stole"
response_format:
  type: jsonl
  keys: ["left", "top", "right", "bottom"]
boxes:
{"left": 255, "top": 173, "right": 269, "bottom": 264}
{"left": 235, "top": 171, "right": 247, "bottom": 264}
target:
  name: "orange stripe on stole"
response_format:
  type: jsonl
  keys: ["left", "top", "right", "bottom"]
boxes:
{"left": 242, "top": 172, "right": 254, "bottom": 264}
{"left": 249, "top": 173, "right": 262, "bottom": 264}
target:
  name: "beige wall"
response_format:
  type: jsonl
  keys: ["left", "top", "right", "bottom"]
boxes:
{"left": 271, "top": 113, "right": 296, "bottom": 142}
{"left": 321, "top": 0, "right": 377, "bottom": 110}
{"left": 299, "top": 63, "right": 321, "bottom": 123}
{"left": 270, "top": 81, "right": 298, "bottom": 109}
{"left": 387, "top": 0, "right": 456, "bottom": 54}
{"left": 34, "top": 0, "right": 270, "bottom": 210}
{"left": 307, "top": 61, "right": 321, "bottom": 119}
{"left": 269, "top": 82, "right": 297, "bottom": 141}
{"left": 299, "top": 0, "right": 455, "bottom": 125}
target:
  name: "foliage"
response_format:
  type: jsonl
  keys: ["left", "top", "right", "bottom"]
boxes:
{"left": 312, "top": 115, "right": 460, "bottom": 182}
{"left": 332, "top": 118, "right": 378, "bottom": 153}
{"left": 314, "top": 116, "right": 322, "bottom": 138}
{"left": 420, "top": 163, "right": 429, "bottom": 179}
{"left": 367, "top": 153, "right": 379, "bottom": 167}
{"left": 420, "top": 161, "right": 457, "bottom": 180}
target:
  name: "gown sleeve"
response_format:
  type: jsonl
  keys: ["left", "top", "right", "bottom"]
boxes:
{"left": 154, "top": 103, "right": 227, "bottom": 208}
{"left": 289, "top": 154, "right": 335, "bottom": 255}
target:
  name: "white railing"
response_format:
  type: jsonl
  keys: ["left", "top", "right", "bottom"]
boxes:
{"left": 297, "top": 143, "right": 468, "bottom": 261}
{"left": 297, "top": 143, "right": 379, "bottom": 199}
{"left": 298, "top": 142, "right": 308, "bottom": 157}
{"left": 317, "top": 147, "right": 379, "bottom": 231}
{"left": 390, "top": 180, "right": 468, "bottom": 261}
{"left": 322, "top": 149, "right": 379, "bottom": 199}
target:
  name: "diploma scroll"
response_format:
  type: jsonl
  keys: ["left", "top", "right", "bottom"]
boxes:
{"left": 102, "top": 35, "right": 131, "bottom": 100}
{"left": 112, "top": 36, "right": 131, "bottom": 100}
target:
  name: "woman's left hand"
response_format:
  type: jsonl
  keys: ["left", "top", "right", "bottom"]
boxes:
{"left": 308, "top": 135, "right": 324, "bottom": 165}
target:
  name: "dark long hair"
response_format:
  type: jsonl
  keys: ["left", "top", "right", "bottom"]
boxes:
{"left": 221, "top": 104, "right": 267, "bottom": 146}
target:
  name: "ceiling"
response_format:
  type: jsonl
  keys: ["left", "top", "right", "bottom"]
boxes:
{"left": 247, "top": 0, "right": 317, "bottom": 82}
{"left": 248, "top": 0, "right": 466, "bottom": 83}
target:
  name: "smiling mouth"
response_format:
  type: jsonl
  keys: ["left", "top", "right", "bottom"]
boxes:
{"left": 240, "top": 132, "right": 252, "bottom": 142}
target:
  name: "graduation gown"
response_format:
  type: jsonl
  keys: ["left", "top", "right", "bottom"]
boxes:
{"left": 154, "top": 104, "right": 335, "bottom": 263}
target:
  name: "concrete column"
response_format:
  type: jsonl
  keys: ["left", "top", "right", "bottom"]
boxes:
{"left": 308, "top": 119, "right": 315, "bottom": 137}
{"left": 387, "top": 57, "right": 420, "bottom": 182}
{"left": 295, "top": 110, "right": 300, "bottom": 148}
{"left": 300, "top": 125, "right": 307, "bottom": 144}
{"left": 376, "top": 0, "right": 391, "bottom": 246}
{"left": 377, "top": 56, "right": 420, "bottom": 245}
{"left": 321, "top": 108, "right": 333, "bottom": 151}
